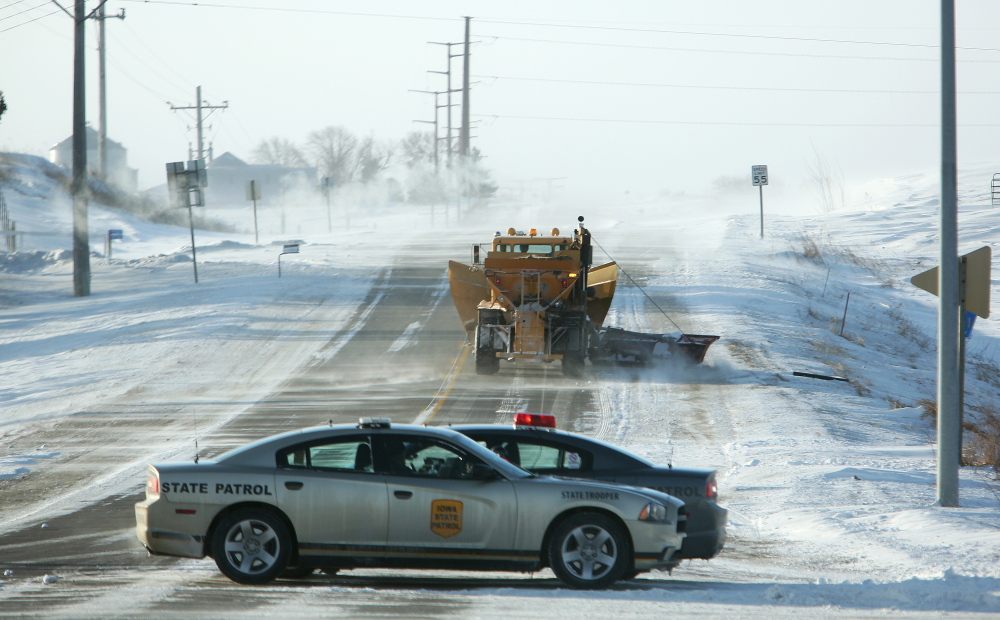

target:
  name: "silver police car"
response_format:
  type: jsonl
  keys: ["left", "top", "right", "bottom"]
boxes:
{"left": 136, "top": 419, "right": 685, "bottom": 589}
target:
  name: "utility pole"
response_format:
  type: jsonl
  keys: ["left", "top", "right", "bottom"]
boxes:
{"left": 50, "top": 0, "right": 120, "bottom": 297}
{"left": 411, "top": 89, "right": 448, "bottom": 172}
{"left": 460, "top": 16, "right": 471, "bottom": 157}
{"left": 71, "top": 0, "right": 89, "bottom": 297}
{"left": 170, "top": 86, "right": 228, "bottom": 162}
{"left": 96, "top": 2, "right": 125, "bottom": 181}
{"left": 937, "top": 0, "right": 961, "bottom": 507}
{"left": 429, "top": 41, "right": 462, "bottom": 167}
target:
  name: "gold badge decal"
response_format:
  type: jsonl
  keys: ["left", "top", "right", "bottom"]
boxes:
{"left": 430, "top": 499, "right": 463, "bottom": 538}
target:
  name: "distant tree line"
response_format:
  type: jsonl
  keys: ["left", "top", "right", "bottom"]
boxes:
{"left": 249, "top": 127, "right": 496, "bottom": 204}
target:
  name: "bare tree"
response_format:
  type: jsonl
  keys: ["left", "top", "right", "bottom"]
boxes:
{"left": 399, "top": 131, "right": 434, "bottom": 168}
{"left": 250, "top": 137, "right": 308, "bottom": 167}
{"left": 307, "top": 126, "right": 358, "bottom": 185}
{"left": 807, "top": 145, "right": 846, "bottom": 213}
{"left": 356, "top": 134, "right": 395, "bottom": 183}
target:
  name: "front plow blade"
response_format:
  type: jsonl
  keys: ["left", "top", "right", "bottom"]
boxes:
{"left": 594, "top": 328, "right": 719, "bottom": 365}
{"left": 673, "top": 334, "right": 720, "bottom": 364}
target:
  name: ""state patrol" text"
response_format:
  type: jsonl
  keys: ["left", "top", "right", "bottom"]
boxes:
{"left": 160, "top": 482, "right": 273, "bottom": 496}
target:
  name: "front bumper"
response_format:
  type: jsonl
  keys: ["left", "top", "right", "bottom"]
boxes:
{"left": 628, "top": 518, "right": 685, "bottom": 572}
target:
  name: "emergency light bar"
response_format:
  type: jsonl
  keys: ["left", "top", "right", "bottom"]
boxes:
{"left": 358, "top": 418, "right": 391, "bottom": 429}
{"left": 513, "top": 413, "right": 557, "bottom": 428}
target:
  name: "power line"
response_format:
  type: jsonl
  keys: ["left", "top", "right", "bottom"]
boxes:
{"left": 118, "top": 0, "right": 457, "bottom": 22}
{"left": 483, "top": 34, "right": 1000, "bottom": 64}
{"left": 475, "top": 74, "right": 1000, "bottom": 96}
{"left": 0, "top": 1, "right": 48, "bottom": 21}
{"left": 477, "top": 17, "right": 1000, "bottom": 53}
{"left": 112, "top": 20, "right": 195, "bottom": 97}
{"left": 482, "top": 34, "right": 942, "bottom": 63}
{"left": 115, "top": 1, "right": 1000, "bottom": 55}
{"left": 0, "top": 0, "right": 34, "bottom": 10}
{"left": 103, "top": 53, "right": 179, "bottom": 102}
{"left": 474, "top": 113, "right": 1000, "bottom": 129}
{"left": 0, "top": 5, "right": 57, "bottom": 31}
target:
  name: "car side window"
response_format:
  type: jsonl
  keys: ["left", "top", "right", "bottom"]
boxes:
{"left": 278, "top": 438, "right": 373, "bottom": 473}
{"left": 480, "top": 438, "right": 591, "bottom": 473}
{"left": 377, "top": 435, "right": 479, "bottom": 480}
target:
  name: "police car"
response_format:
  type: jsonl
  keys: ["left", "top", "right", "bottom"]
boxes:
{"left": 135, "top": 419, "right": 686, "bottom": 589}
{"left": 452, "top": 414, "right": 727, "bottom": 565}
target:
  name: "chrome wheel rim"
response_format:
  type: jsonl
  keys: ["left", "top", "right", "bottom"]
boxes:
{"left": 223, "top": 519, "right": 280, "bottom": 575}
{"left": 559, "top": 524, "right": 617, "bottom": 581}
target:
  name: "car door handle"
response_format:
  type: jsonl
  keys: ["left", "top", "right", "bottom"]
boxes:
{"left": 284, "top": 481, "right": 304, "bottom": 490}
{"left": 393, "top": 490, "right": 413, "bottom": 499}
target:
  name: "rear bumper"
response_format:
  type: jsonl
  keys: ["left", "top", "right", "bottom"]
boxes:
{"left": 135, "top": 501, "right": 206, "bottom": 559}
{"left": 676, "top": 501, "right": 728, "bottom": 560}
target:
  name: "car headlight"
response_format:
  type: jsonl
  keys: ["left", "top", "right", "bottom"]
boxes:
{"left": 638, "top": 502, "right": 669, "bottom": 523}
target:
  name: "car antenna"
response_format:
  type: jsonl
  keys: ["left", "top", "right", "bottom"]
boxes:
{"left": 329, "top": 419, "right": 333, "bottom": 427}
{"left": 192, "top": 403, "right": 200, "bottom": 464}
{"left": 667, "top": 440, "right": 674, "bottom": 469}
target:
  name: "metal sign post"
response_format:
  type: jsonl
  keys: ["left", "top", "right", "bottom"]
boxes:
{"left": 278, "top": 243, "right": 299, "bottom": 278}
{"left": 752, "top": 165, "right": 768, "bottom": 238}
{"left": 107, "top": 229, "right": 123, "bottom": 259}
{"left": 167, "top": 160, "right": 208, "bottom": 284}
{"left": 912, "top": 245, "right": 991, "bottom": 505}
{"left": 322, "top": 177, "right": 333, "bottom": 233}
{"left": 246, "top": 180, "right": 261, "bottom": 244}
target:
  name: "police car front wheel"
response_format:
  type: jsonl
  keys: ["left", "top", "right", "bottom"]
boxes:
{"left": 548, "top": 512, "right": 630, "bottom": 589}
{"left": 212, "top": 508, "right": 292, "bottom": 585}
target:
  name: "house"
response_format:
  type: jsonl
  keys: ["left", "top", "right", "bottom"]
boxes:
{"left": 205, "top": 152, "right": 316, "bottom": 205}
{"left": 48, "top": 125, "right": 138, "bottom": 192}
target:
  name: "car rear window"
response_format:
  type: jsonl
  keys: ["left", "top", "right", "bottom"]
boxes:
{"left": 279, "top": 438, "right": 373, "bottom": 473}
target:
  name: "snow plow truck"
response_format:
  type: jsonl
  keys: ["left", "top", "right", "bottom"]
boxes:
{"left": 448, "top": 216, "right": 719, "bottom": 375}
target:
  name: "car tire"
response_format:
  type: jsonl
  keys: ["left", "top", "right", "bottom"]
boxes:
{"left": 212, "top": 508, "right": 292, "bottom": 585}
{"left": 548, "top": 512, "right": 630, "bottom": 589}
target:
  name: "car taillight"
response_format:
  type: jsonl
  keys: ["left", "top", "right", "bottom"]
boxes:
{"left": 147, "top": 472, "right": 159, "bottom": 495}
{"left": 513, "top": 412, "right": 557, "bottom": 428}
{"left": 706, "top": 480, "right": 718, "bottom": 500}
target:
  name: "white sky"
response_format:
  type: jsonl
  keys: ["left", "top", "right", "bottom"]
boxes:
{"left": 3, "top": 1, "right": 1000, "bottom": 206}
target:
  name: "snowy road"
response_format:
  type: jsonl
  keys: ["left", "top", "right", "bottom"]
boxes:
{"left": 2, "top": 186, "right": 999, "bottom": 617}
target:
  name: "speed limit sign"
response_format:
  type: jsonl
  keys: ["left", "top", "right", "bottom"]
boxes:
{"left": 752, "top": 165, "right": 768, "bottom": 186}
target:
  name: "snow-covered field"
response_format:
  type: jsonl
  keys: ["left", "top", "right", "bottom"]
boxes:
{"left": 1, "top": 152, "right": 999, "bottom": 616}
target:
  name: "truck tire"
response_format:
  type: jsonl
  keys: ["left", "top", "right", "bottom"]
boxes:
{"left": 562, "top": 354, "right": 584, "bottom": 377}
{"left": 475, "top": 314, "right": 502, "bottom": 375}
{"left": 547, "top": 512, "right": 630, "bottom": 589}
{"left": 475, "top": 349, "right": 500, "bottom": 375}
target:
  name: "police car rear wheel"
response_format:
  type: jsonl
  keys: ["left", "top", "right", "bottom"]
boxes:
{"left": 548, "top": 512, "right": 630, "bottom": 589}
{"left": 212, "top": 508, "right": 292, "bottom": 585}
